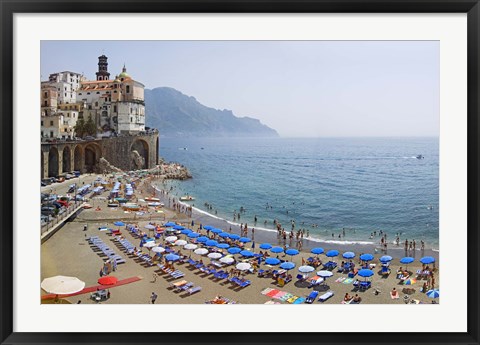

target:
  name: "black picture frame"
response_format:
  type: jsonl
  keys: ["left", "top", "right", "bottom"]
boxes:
{"left": 1, "top": 1, "right": 479, "bottom": 344}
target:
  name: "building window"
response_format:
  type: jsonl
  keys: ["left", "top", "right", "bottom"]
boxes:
{"left": 130, "top": 117, "right": 133, "bottom": 123}
{"left": 79, "top": 93, "right": 82, "bottom": 95}
{"left": 113, "top": 105, "right": 117, "bottom": 112}
{"left": 41, "top": 120, "right": 44, "bottom": 126}
{"left": 95, "top": 102, "right": 98, "bottom": 107}
{"left": 50, "top": 131, "right": 54, "bottom": 138}
{"left": 96, "top": 91, "right": 100, "bottom": 94}
{"left": 44, "top": 92, "right": 47, "bottom": 98}
{"left": 44, "top": 100, "right": 47, "bottom": 106}
{"left": 50, "top": 120, "right": 53, "bottom": 126}
{"left": 126, "top": 85, "right": 130, "bottom": 93}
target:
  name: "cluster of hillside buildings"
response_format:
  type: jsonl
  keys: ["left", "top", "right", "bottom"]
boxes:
{"left": 41, "top": 55, "right": 147, "bottom": 140}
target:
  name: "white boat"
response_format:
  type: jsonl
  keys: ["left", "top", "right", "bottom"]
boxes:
{"left": 145, "top": 197, "right": 160, "bottom": 202}
{"left": 180, "top": 195, "right": 195, "bottom": 201}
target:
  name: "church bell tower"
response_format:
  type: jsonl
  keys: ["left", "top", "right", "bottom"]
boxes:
{"left": 96, "top": 55, "right": 110, "bottom": 81}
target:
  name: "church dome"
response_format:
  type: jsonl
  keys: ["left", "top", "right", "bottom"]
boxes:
{"left": 118, "top": 64, "right": 130, "bottom": 79}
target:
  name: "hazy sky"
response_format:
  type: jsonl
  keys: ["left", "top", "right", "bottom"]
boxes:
{"left": 41, "top": 41, "right": 439, "bottom": 137}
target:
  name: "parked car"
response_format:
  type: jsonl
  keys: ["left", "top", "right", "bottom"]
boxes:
{"left": 41, "top": 179, "right": 52, "bottom": 186}
{"left": 84, "top": 136, "right": 96, "bottom": 141}
{"left": 56, "top": 176, "right": 65, "bottom": 183}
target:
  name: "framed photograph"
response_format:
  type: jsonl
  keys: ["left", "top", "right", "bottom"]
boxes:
{"left": 1, "top": 1, "right": 479, "bottom": 344}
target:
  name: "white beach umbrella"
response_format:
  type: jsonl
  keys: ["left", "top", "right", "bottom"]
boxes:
{"left": 208, "top": 252, "right": 222, "bottom": 259}
{"left": 143, "top": 241, "right": 157, "bottom": 248}
{"left": 219, "top": 257, "right": 235, "bottom": 264}
{"left": 174, "top": 239, "right": 187, "bottom": 246}
{"left": 152, "top": 246, "right": 165, "bottom": 253}
{"left": 317, "top": 270, "right": 333, "bottom": 278}
{"left": 184, "top": 243, "right": 198, "bottom": 250}
{"left": 298, "top": 265, "right": 315, "bottom": 273}
{"left": 165, "top": 236, "right": 178, "bottom": 243}
{"left": 236, "top": 262, "right": 252, "bottom": 271}
{"left": 41, "top": 276, "right": 85, "bottom": 295}
{"left": 194, "top": 248, "right": 209, "bottom": 255}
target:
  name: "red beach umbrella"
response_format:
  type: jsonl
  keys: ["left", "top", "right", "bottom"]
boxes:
{"left": 98, "top": 276, "right": 118, "bottom": 285}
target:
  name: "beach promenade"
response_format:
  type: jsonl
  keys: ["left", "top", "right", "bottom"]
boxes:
{"left": 41, "top": 174, "right": 440, "bottom": 305}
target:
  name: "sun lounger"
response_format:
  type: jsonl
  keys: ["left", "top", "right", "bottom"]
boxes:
{"left": 187, "top": 286, "right": 202, "bottom": 295}
{"left": 305, "top": 290, "right": 319, "bottom": 303}
{"left": 323, "top": 261, "right": 337, "bottom": 270}
{"left": 238, "top": 280, "right": 251, "bottom": 288}
{"left": 318, "top": 291, "right": 334, "bottom": 302}
{"left": 170, "top": 280, "right": 187, "bottom": 288}
{"left": 177, "top": 282, "right": 194, "bottom": 292}
{"left": 170, "top": 270, "right": 185, "bottom": 278}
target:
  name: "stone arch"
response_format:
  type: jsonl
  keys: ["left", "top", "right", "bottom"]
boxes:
{"left": 84, "top": 143, "right": 102, "bottom": 173}
{"left": 62, "top": 146, "right": 72, "bottom": 173}
{"left": 74, "top": 145, "right": 83, "bottom": 172}
{"left": 130, "top": 139, "right": 149, "bottom": 170}
{"left": 48, "top": 147, "right": 59, "bottom": 177}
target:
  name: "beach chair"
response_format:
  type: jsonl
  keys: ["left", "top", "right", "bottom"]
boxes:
{"left": 359, "top": 281, "right": 371, "bottom": 291}
{"left": 169, "top": 280, "right": 187, "bottom": 289}
{"left": 305, "top": 290, "right": 319, "bottom": 304}
{"left": 177, "top": 282, "right": 194, "bottom": 292}
{"left": 187, "top": 286, "right": 202, "bottom": 295}
{"left": 381, "top": 266, "right": 391, "bottom": 277}
{"left": 238, "top": 280, "right": 251, "bottom": 288}
{"left": 318, "top": 291, "right": 334, "bottom": 302}
{"left": 296, "top": 274, "right": 306, "bottom": 282}
{"left": 170, "top": 270, "right": 185, "bottom": 279}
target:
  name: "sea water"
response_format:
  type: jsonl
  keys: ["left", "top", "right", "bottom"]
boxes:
{"left": 157, "top": 137, "right": 439, "bottom": 250}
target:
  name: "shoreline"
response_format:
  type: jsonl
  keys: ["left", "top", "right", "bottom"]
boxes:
{"left": 150, "top": 182, "right": 439, "bottom": 261}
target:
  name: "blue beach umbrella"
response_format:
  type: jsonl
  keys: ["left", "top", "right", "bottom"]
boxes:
{"left": 240, "top": 250, "right": 254, "bottom": 257}
{"left": 239, "top": 237, "right": 252, "bottom": 243}
{"left": 380, "top": 255, "right": 393, "bottom": 263}
{"left": 285, "top": 249, "right": 299, "bottom": 256}
{"left": 326, "top": 250, "right": 339, "bottom": 258}
{"left": 420, "top": 256, "right": 435, "bottom": 264}
{"left": 400, "top": 257, "right": 415, "bottom": 264}
{"left": 211, "top": 228, "right": 223, "bottom": 234}
{"left": 229, "top": 234, "right": 241, "bottom": 240}
{"left": 358, "top": 269, "right": 374, "bottom": 279}
{"left": 359, "top": 253, "right": 374, "bottom": 262}
{"left": 203, "top": 225, "right": 214, "bottom": 230}
{"left": 114, "top": 221, "right": 125, "bottom": 226}
{"left": 196, "top": 236, "right": 209, "bottom": 243}
{"left": 164, "top": 222, "right": 176, "bottom": 227}
{"left": 426, "top": 289, "right": 440, "bottom": 298}
{"left": 181, "top": 229, "right": 192, "bottom": 235}
{"left": 265, "top": 257, "right": 281, "bottom": 265}
{"left": 165, "top": 254, "right": 180, "bottom": 262}
{"left": 280, "top": 262, "right": 295, "bottom": 270}
{"left": 173, "top": 225, "right": 184, "bottom": 230}
{"left": 270, "top": 247, "right": 284, "bottom": 254}
{"left": 216, "top": 243, "right": 230, "bottom": 249}
{"left": 343, "top": 252, "right": 355, "bottom": 259}
{"left": 400, "top": 256, "right": 415, "bottom": 271}
{"left": 205, "top": 240, "right": 218, "bottom": 247}
{"left": 218, "top": 232, "right": 230, "bottom": 238}
{"left": 228, "top": 247, "right": 242, "bottom": 255}
{"left": 311, "top": 247, "right": 324, "bottom": 255}
{"left": 259, "top": 243, "right": 273, "bottom": 250}
{"left": 187, "top": 232, "right": 200, "bottom": 238}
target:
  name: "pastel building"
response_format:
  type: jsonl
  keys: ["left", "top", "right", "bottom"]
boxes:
{"left": 76, "top": 55, "right": 146, "bottom": 136}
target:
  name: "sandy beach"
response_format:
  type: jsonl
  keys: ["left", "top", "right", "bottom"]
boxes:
{"left": 41, "top": 173, "right": 440, "bottom": 305}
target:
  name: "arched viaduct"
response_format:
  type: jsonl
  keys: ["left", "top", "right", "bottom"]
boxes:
{"left": 41, "top": 132, "right": 159, "bottom": 178}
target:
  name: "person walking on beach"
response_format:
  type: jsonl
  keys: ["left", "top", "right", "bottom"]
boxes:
{"left": 152, "top": 272, "right": 158, "bottom": 283}
{"left": 413, "top": 240, "right": 416, "bottom": 251}
{"left": 83, "top": 224, "right": 88, "bottom": 231}
{"left": 150, "top": 292, "right": 158, "bottom": 304}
